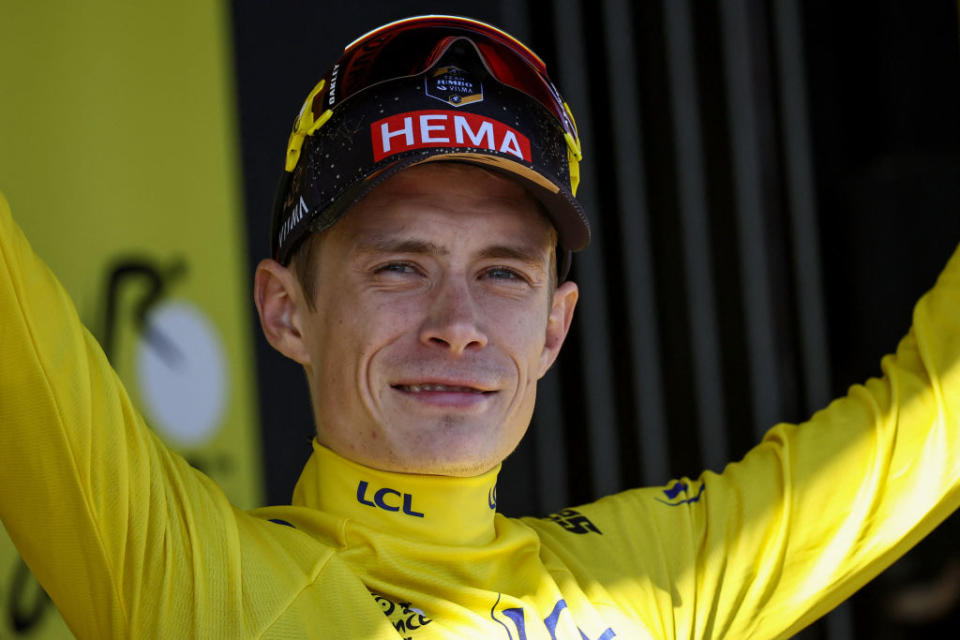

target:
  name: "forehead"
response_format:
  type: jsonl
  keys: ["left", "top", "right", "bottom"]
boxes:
{"left": 331, "top": 163, "right": 556, "bottom": 245}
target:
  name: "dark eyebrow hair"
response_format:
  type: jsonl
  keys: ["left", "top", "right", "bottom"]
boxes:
{"left": 354, "top": 237, "right": 449, "bottom": 257}
{"left": 476, "top": 245, "right": 548, "bottom": 272}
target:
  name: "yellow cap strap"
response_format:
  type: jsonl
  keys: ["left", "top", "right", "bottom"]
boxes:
{"left": 285, "top": 79, "right": 334, "bottom": 172}
{"left": 561, "top": 102, "right": 583, "bottom": 195}
{"left": 566, "top": 143, "right": 581, "bottom": 196}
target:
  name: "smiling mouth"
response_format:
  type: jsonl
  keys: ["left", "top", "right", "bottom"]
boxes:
{"left": 393, "top": 384, "right": 494, "bottom": 394}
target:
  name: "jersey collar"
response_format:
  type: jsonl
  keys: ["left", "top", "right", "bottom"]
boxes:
{"left": 292, "top": 440, "right": 501, "bottom": 546}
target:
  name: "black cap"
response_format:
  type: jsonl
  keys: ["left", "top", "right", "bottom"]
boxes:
{"left": 271, "top": 26, "right": 589, "bottom": 278}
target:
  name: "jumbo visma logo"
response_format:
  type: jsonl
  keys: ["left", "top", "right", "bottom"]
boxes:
{"left": 492, "top": 595, "right": 616, "bottom": 640}
{"left": 356, "top": 481, "right": 425, "bottom": 517}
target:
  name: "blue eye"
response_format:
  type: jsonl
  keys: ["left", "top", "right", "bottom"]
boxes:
{"left": 376, "top": 262, "right": 417, "bottom": 275}
{"left": 484, "top": 267, "right": 523, "bottom": 281}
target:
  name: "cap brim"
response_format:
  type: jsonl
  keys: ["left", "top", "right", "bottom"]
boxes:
{"left": 319, "top": 150, "right": 590, "bottom": 253}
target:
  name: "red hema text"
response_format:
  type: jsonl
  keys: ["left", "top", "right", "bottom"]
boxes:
{"left": 371, "top": 110, "right": 532, "bottom": 162}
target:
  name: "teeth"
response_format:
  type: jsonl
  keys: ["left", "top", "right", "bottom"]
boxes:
{"left": 402, "top": 384, "right": 482, "bottom": 393}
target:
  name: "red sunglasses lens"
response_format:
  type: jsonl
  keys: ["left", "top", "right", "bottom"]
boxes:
{"left": 328, "top": 21, "right": 574, "bottom": 139}
{"left": 472, "top": 40, "right": 572, "bottom": 131}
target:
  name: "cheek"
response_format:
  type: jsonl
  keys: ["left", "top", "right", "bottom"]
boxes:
{"left": 302, "top": 299, "right": 364, "bottom": 377}
{"left": 316, "top": 296, "right": 421, "bottom": 375}
{"left": 490, "top": 305, "right": 549, "bottom": 365}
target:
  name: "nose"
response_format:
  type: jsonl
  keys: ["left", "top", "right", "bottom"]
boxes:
{"left": 419, "top": 276, "right": 488, "bottom": 355}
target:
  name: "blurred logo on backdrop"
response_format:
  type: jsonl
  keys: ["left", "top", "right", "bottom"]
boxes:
{"left": 100, "top": 258, "right": 228, "bottom": 455}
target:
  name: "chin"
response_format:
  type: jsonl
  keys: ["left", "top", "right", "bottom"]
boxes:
{"left": 403, "top": 455, "right": 499, "bottom": 477}
{"left": 391, "top": 443, "right": 495, "bottom": 476}
{"left": 389, "top": 423, "right": 520, "bottom": 477}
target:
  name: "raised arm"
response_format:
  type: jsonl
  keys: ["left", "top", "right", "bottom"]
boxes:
{"left": 527, "top": 243, "right": 960, "bottom": 639}
{"left": 0, "top": 193, "right": 247, "bottom": 638}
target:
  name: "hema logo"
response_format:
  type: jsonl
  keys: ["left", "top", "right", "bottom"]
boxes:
{"left": 356, "top": 480, "right": 425, "bottom": 517}
{"left": 371, "top": 110, "right": 532, "bottom": 162}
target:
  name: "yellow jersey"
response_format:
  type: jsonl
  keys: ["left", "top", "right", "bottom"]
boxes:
{"left": 2, "top": 191, "right": 960, "bottom": 638}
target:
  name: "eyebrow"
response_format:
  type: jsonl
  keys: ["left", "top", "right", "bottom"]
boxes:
{"left": 354, "top": 237, "right": 449, "bottom": 257}
{"left": 475, "top": 245, "right": 547, "bottom": 272}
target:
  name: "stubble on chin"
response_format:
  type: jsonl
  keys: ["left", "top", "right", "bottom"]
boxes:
{"left": 386, "top": 413, "right": 503, "bottom": 476}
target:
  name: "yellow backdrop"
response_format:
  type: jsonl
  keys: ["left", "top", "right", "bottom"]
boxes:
{"left": 0, "top": 2, "right": 262, "bottom": 636}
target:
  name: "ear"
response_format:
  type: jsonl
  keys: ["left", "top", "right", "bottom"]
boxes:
{"left": 254, "top": 258, "right": 312, "bottom": 365}
{"left": 538, "top": 280, "right": 578, "bottom": 377}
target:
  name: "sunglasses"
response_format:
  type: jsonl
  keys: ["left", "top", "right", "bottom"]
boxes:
{"left": 285, "top": 15, "right": 581, "bottom": 188}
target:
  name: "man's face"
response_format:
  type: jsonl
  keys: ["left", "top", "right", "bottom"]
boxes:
{"left": 260, "top": 163, "right": 578, "bottom": 476}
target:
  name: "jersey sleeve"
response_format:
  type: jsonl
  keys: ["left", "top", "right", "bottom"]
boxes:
{"left": 0, "top": 192, "right": 249, "bottom": 638}
{"left": 526, "top": 243, "right": 960, "bottom": 639}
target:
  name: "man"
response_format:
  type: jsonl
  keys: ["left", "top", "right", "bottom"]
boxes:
{"left": 1, "top": 15, "right": 959, "bottom": 639}
{"left": 256, "top": 162, "right": 578, "bottom": 479}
